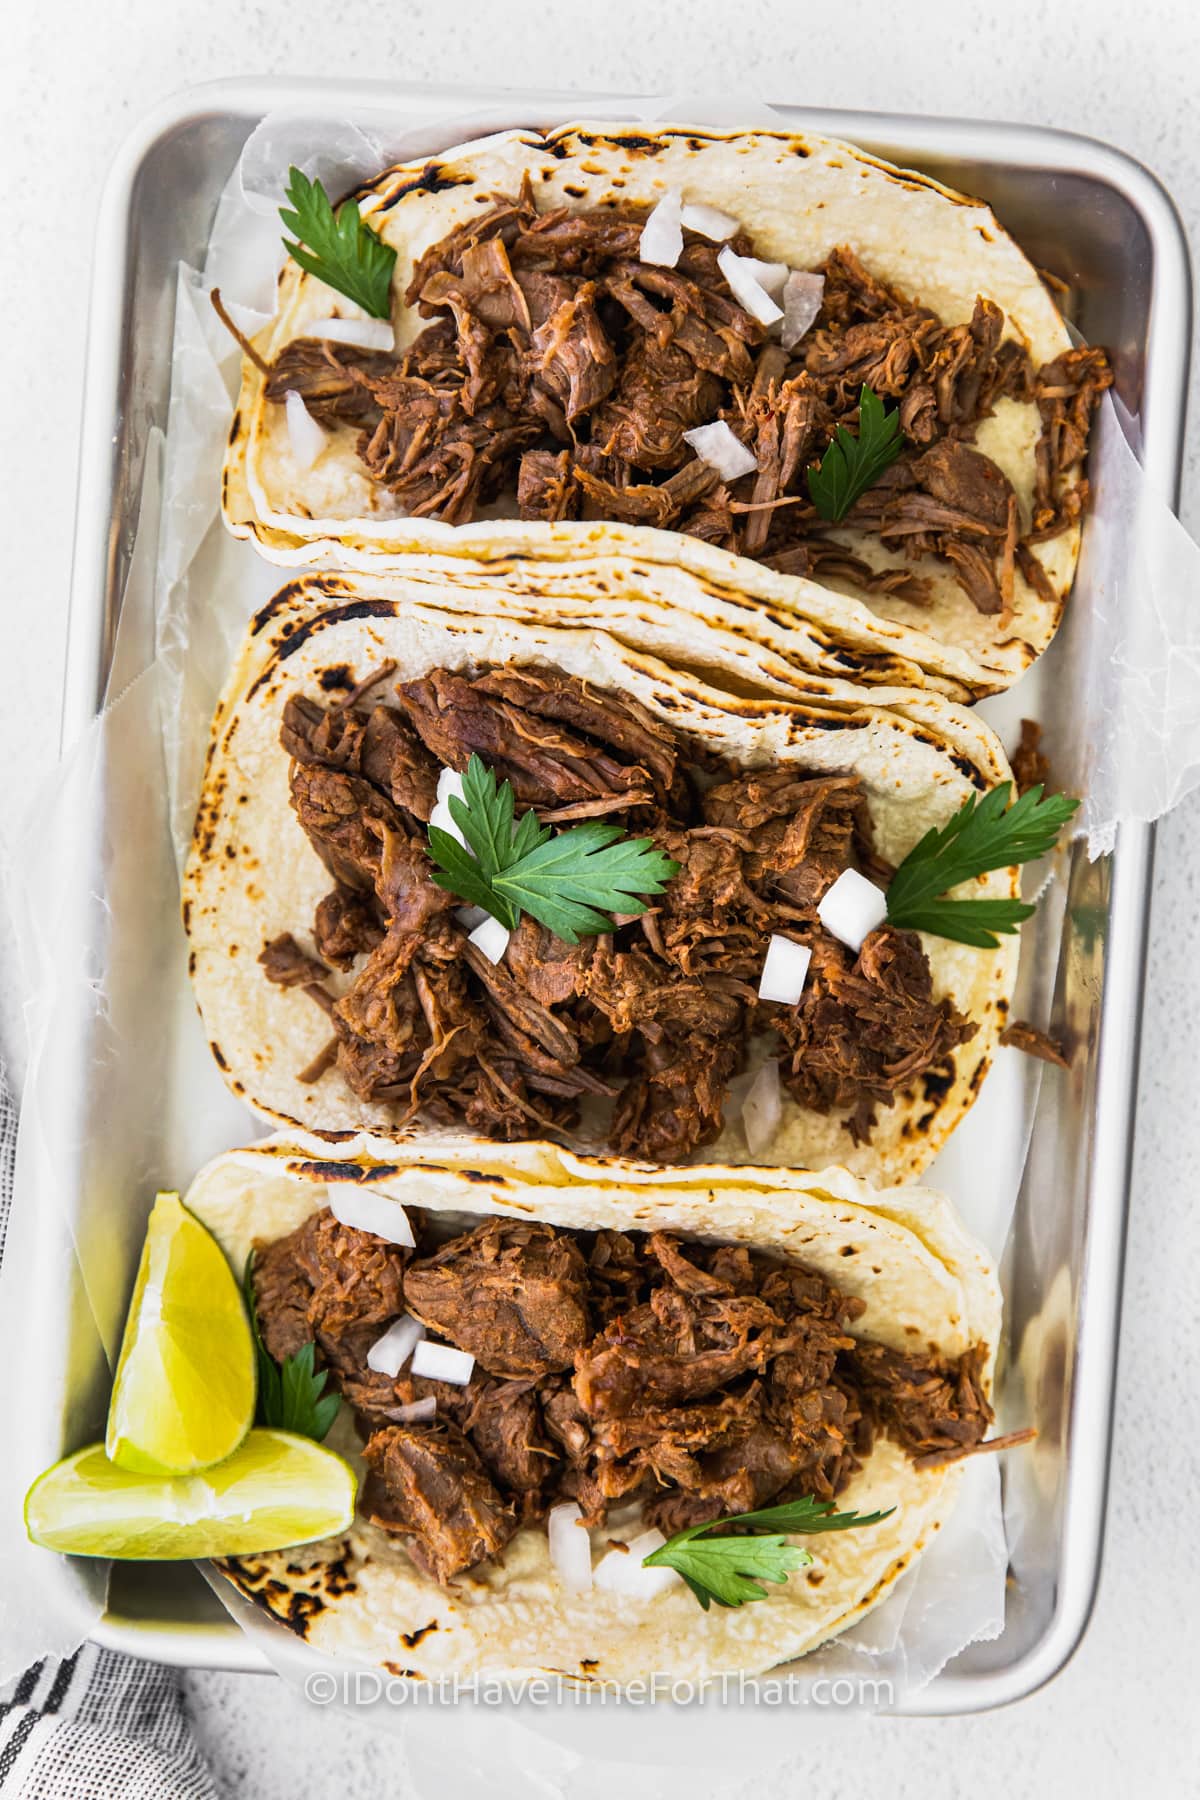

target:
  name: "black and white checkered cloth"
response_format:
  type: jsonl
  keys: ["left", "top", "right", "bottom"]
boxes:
{"left": 0, "top": 1074, "right": 219, "bottom": 1799}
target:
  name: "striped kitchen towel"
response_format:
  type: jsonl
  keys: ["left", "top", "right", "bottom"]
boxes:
{"left": 0, "top": 1647, "right": 217, "bottom": 1798}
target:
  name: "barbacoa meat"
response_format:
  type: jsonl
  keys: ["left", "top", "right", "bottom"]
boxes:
{"left": 266, "top": 187, "right": 1111, "bottom": 618}
{"left": 360, "top": 1422, "right": 518, "bottom": 1582}
{"left": 251, "top": 1210, "right": 409, "bottom": 1375}
{"left": 259, "top": 661, "right": 976, "bottom": 1160}
{"left": 254, "top": 1212, "right": 996, "bottom": 1585}
{"left": 403, "top": 1219, "right": 592, "bottom": 1376}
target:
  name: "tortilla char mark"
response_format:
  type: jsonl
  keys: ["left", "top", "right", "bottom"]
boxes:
{"left": 220, "top": 1543, "right": 357, "bottom": 1636}
{"left": 378, "top": 162, "right": 475, "bottom": 209}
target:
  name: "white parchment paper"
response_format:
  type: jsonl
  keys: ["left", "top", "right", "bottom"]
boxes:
{"left": 5, "top": 93, "right": 1194, "bottom": 1774}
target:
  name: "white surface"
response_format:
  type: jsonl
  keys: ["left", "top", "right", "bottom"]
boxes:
{"left": 3, "top": 0, "right": 1200, "bottom": 1793}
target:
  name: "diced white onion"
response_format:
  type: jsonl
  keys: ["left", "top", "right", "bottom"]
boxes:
{"left": 741, "top": 1059, "right": 783, "bottom": 1157}
{"left": 628, "top": 1526, "right": 669, "bottom": 1561}
{"left": 781, "top": 270, "right": 825, "bottom": 350}
{"left": 468, "top": 914, "right": 510, "bottom": 965}
{"left": 639, "top": 188, "right": 684, "bottom": 267}
{"left": 308, "top": 315, "right": 396, "bottom": 353}
{"left": 392, "top": 1395, "right": 437, "bottom": 1424}
{"left": 594, "top": 1527, "right": 680, "bottom": 1599}
{"left": 366, "top": 1314, "right": 426, "bottom": 1378}
{"left": 283, "top": 390, "right": 327, "bottom": 469}
{"left": 411, "top": 1340, "right": 476, "bottom": 1386}
{"left": 454, "top": 905, "right": 489, "bottom": 930}
{"left": 326, "top": 1189, "right": 416, "bottom": 1249}
{"left": 682, "top": 420, "right": 758, "bottom": 482}
{"left": 679, "top": 200, "right": 739, "bottom": 241}
{"left": 429, "top": 768, "right": 468, "bottom": 850}
{"left": 757, "top": 933, "right": 813, "bottom": 1005}
{"left": 739, "top": 256, "right": 790, "bottom": 299}
{"left": 817, "top": 868, "right": 889, "bottom": 953}
{"left": 548, "top": 1501, "right": 593, "bottom": 1593}
{"left": 718, "top": 246, "right": 786, "bottom": 324}
{"left": 428, "top": 798, "right": 466, "bottom": 846}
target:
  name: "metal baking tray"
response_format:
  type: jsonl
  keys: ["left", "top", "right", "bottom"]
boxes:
{"left": 49, "top": 78, "right": 1190, "bottom": 1709}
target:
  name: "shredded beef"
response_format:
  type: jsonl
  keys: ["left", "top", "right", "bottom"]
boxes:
{"left": 261, "top": 662, "right": 976, "bottom": 1157}
{"left": 849, "top": 1341, "right": 993, "bottom": 1460}
{"left": 403, "top": 1220, "right": 592, "bottom": 1376}
{"left": 361, "top": 1422, "right": 518, "bottom": 1582}
{"left": 264, "top": 339, "right": 393, "bottom": 427}
{"left": 266, "top": 188, "right": 1110, "bottom": 617}
{"left": 253, "top": 1211, "right": 997, "bottom": 1585}
{"left": 314, "top": 885, "right": 385, "bottom": 968}
{"left": 774, "top": 927, "right": 977, "bottom": 1143}
{"left": 1011, "top": 718, "right": 1052, "bottom": 796}
{"left": 258, "top": 932, "right": 332, "bottom": 995}
{"left": 999, "top": 1020, "right": 1069, "bottom": 1067}
{"left": 251, "top": 1211, "right": 409, "bottom": 1375}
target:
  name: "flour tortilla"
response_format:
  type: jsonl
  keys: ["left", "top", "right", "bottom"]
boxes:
{"left": 187, "top": 1137, "right": 1001, "bottom": 1683}
{"left": 223, "top": 120, "right": 1078, "bottom": 696}
{"left": 182, "top": 575, "right": 1019, "bottom": 1181}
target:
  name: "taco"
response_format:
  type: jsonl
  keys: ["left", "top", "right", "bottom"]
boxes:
{"left": 182, "top": 574, "right": 1020, "bottom": 1181}
{"left": 187, "top": 1138, "right": 1005, "bottom": 1683}
{"left": 222, "top": 121, "right": 1111, "bottom": 695}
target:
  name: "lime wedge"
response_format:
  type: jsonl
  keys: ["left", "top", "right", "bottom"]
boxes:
{"left": 106, "top": 1191, "right": 256, "bottom": 1475}
{"left": 25, "top": 1431, "right": 357, "bottom": 1559}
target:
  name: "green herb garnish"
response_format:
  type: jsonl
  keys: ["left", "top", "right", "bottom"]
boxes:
{"left": 644, "top": 1495, "right": 896, "bottom": 1611}
{"left": 806, "top": 383, "right": 903, "bottom": 522}
{"left": 243, "top": 1252, "right": 340, "bottom": 1442}
{"left": 886, "top": 782, "right": 1079, "bottom": 948}
{"left": 280, "top": 166, "right": 397, "bottom": 320}
{"left": 427, "top": 755, "right": 680, "bottom": 944}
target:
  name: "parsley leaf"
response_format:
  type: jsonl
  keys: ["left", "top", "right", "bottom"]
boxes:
{"left": 243, "top": 1252, "right": 340, "bottom": 1442}
{"left": 427, "top": 755, "right": 679, "bottom": 944}
{"left": 644, "top": 1496, "right": 896, "bottom": 1611}
{"left": 886, "top": 782, "right": 1079, "bottom": 948}
{"left": 806, "top": 384, "right": 903, "bottom": 522}
{"left": 655, "top": 1534, "right": 812, "bottom": 1611}
{"left": 279, "top": 166, "right": 397, "bottom": 320}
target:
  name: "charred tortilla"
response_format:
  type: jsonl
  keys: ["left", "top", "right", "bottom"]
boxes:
{"left": 223, "top": 121, "right": 1108, "bottom": 695}
{"left": 182, "top": 574, "right": 1019, "bottom": 1180}
{"left": 188, "top": 1139, "right": 1003, "bottom": 1684}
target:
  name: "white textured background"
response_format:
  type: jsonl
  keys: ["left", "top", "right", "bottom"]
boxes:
{"left": 4, "top": 1, "right": 1199, "bottom": 1794}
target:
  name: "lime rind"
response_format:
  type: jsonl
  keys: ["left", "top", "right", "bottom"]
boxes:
{"left": 106, "top": 1192, "right": 256, "bottom": 1476}
{"left": 25, "top": 1431, "right": 357, "bottom": 1559}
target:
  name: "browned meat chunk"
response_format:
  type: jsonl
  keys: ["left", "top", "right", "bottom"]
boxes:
{"left": 849, "top": 1341, "right": 993, "bottom": 1459}
{"left": 461, "top": 1378, "right": 558, "bottom": 1513}
{"left": 1010, "top": 718, "right": 1051, "bottom": 796}
{"left": 610, "top": 1035, "right": 742, "bottom": 1163}
{"left": 314, "top": 885, "right": 384, "bottom": 968}
{"left": 251, "top": 1210, "right": 408, "bottom": 1375}
{"left": 774, "top": 926, "right": 977, "bottom": 1142}
{"left": 525, "top": 281, "right": 617, "bottom": 422}
{"left": 517, "top": 448, "right": 577, "bottom": 521}
{"left": 264, "top": 339, "right": 391, "bottom": 427}
{"left": 361, "top": 1423, "right": 518, "bottom": 1582}
{"left": 395, "top": 668, "right": 653, "bottom": 810}
{"left": 404, "top": 1219, "right": 591, "bottom": 1377}
{"left": 999, "top": 1020, "right": 1069, "bottom": 1066}
{"left": 258, "top": 932, "right": 331, "bottom": 992}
